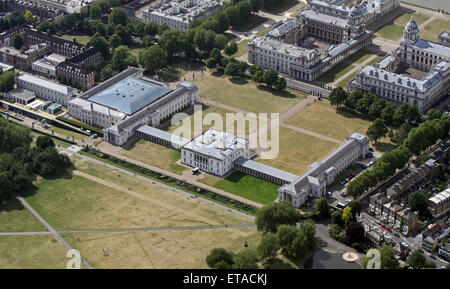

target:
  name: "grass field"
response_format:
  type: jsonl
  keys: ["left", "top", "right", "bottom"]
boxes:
{"left": 48, "top": 125, "right": 87, "bottom": 141}
{"left": 61, "top": 34, "right": 91, "bottom": 45}
{"left": 316, "top": 62, "right": 355, "bottom": 83}
{"left": 234, "top": 15, "right": 268, "bottom": 32}
{"left": 345, "top": 49, "right": 376, "bottom": 64}
{"left": 376, "top": 24, "right": 404, "bottom": 40}
{"left": 159, "top": 103, "right": 255, "bottom": 139}
{"left": 420, "top": 30, "right": 438, "bottom": 42}
{"left": 198, "top": 171, "right": 279, "bottom": 205}
{"left": 230, "top": 39, "right": 250, "bottom": 58}
{"left": 264, "top": 0, "right": 300, "bottom": 14}
{"left": 289, "top": 4, "right": 307, "bottom": 18}
{"left": 23, "top": 158, "right": 254, "bottom": 232}
{"left": 257, "top": 127, "right": 339, "bottom": 175}
{"left": 395, "top": 13, "right": 430, "bottom": 26}
{"left": 424, "top": 19, "right": 450, "bottom": 34}
{"left": 192, "top": 72, "right": 306, "bottom": 113}
{"left": 0, "top": 235, "right": 70, "bottom": 269}
{"left": 118, "top": 139, "right": 186, "bottom": 175}
{"left": 63, "top": 227, "right": 260, "bottom": 268}
{"left": 164, "top": 58, "right": 204, "bottom": 77}
{"left": 336, "top": 71, "right": 358, "bottom": 90}
{"left": 285, "top": 99, "right": 371, "bottom": 141}
{"left": 0, "top": 198, "right": 46, "bottom": 232}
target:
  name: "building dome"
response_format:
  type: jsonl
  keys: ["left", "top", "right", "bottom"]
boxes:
{"left": 350, "top": 6, "right": 362, "bottom": 16}
{"left": 405, "top": 17, "right": 419, "bottom": 31}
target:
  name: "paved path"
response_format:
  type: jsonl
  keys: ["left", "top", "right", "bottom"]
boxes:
{"left": 16, "top": 196, "right": 94, "bottom": 269}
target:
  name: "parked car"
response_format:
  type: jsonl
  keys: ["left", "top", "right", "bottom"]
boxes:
{"left": 430, "top": 255, "right": 437, "bottom": 260}
{"left": 361, "top": 164, "right": 367, "bottom": 169}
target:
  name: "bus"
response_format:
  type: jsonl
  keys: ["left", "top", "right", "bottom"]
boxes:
{"left": 336, "top": 202, "right": 348, "bottom": 209}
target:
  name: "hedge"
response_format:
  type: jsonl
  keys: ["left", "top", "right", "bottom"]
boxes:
{"left": 56, "top": 116, "right": 104, "bottom": 136}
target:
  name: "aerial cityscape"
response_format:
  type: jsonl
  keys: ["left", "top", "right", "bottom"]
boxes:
{"left": 0, "top": 0, "right": 449, "bottom": 275}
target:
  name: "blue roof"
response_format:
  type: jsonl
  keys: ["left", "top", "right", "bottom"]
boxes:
{"left": 87, "top": 77, "right": 172, "bottom": 115}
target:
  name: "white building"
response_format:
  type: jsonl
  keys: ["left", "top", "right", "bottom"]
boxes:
{"left": 141, "top": 0, "right": 223, "bottom": 30}
{"left": 278, "top": 133, "right": 369, "bottom": 208}
{"left": 68, "top": 67, "right": 198, "bottom": 146}
{"left": 349, "top": 19, "right": 450, "bottom": 113}
{"left": 32, "top": 53, "right": 66, "bottom": 78}
{"left": 181, "top": 129, "right": 250, "bottom": 176}
{"left": 16, "top": 73, "right": 77, "bottom": 106}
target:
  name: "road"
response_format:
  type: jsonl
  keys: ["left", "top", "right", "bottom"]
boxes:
{"left": 16, "top": 196, "right": 94, "bottom": 269}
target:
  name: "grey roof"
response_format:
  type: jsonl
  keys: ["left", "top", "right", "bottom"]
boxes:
{"left": 18, "top": 73, "right": 77, "bottom": 95}
{"left": 234, "top": 157, "right": 299, "bottom": 183}
{"left": 136, "top": 125, "right": 190, "bottom": 147}
{"left": 7, "top": 88, "right": 36, "bottom": 101}
{"left": 182, "top": 129, "right": 248, "bottom": 161}
{"left": 267, "top": 19, "right": 299, "bottom": 37}
{"left": 249, "top": 37, "right": 319, "bottom": 60}
{"left": 412, "top": 39, "right": 450, "bottom": 58}
{"left": 299, "top": 9, "right": 350, "bottom": 29}
{"left": 87, "top": 76, "right": 172, "bottom": 115}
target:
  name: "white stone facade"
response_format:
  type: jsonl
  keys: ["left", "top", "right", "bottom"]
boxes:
{"left": 278, "top": 133, "right": 369, "bottom": 208}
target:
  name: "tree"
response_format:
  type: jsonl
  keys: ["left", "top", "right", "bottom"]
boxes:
{"left": 215, "top": 12, "right": 230, "bottom": 33}
{"left": 36, "top": 136, "right": 54, "bottom": 151}
{"left": 109, "top": 7, "right": 128, "bottom": 27}
{"left": 342, "top": 206, "right": 353, "bottom": 224}
{"left": 109, "top": 33, "right": 122, "bottom": 49}
{"left": 424, "top": 259, "right": 436, "bottom": 269}
{"left": 24, "top": 10, "right": 34, "bottom": 24}
{"left": 138, "top": 45, "right": 167, "bottom": 72}
{"left": 233, "top": 248, "right": 258, "bottom": 269}
{"left": 263, "top": 69, "right": 278, "bottom": 88}
{"left": 381, "top": 103, "right": 396, "bottom": 125}
{"left": 274, "top": 77, "right": 287, "bottom": 91}
{"left": 257, "top": 232, "right": 279, "bottom": 262}
{"left": 343, "top": 222, "right": 365, "bottom": 245}
{"left": 224, "top": 41, "right": 238, "bottom": 57}
{"left": 90, "top": 5, "right": 103, "bottom": 19}
{"left": 12, "top": 34, "right": 23, "bottom": 49}
{"left": 348, "top": 200, "right": 361, "bottom": 217}
{"left": 0, "top": 71, "right": 16, "bottom": 92}
{"left": 331, "top": 210, "right": 344, "bottom": 227}
{"left": 158, "top": 29, "right": 187, "bottom": 60}
{"left": 315, "top": 197, "right": 330, "bottom": 218}
{"left": 366, "top": 118, "right": 388, "bottom": 144}
{"left": 379, "top": 245, "right": 399, "bottom": 269}
{"left": 427, "top": 109, "right": 442, "bottom": 120}
{"left": 328, "top": 224, "right": 344, "bottom": 240}
{"left": 276, "top": 224, "right": 297, "bottom": 250}
{"left": 408, "top": 191, "right": 429, "bottom": 217}
{"left": 111, "top": 46, "right": 137, "bottom": 72}
{"left": 329, "top": 87, "right": 348, "bottom": 109}
{"left": 407, "top": 250, "right": 426, "bottom": 269}
{"left": 255, "top": 201, "right": 300, "bottom": 233}
{"left": 368, "top": 100, "right": 385, "bottom": 119}
{"left": 89, "top": 33, "right": 110, "bottom": 57}
{"left": 205, "top": 248, "right": 234, "bottom": 269}
{"left": 214, "top": 34, "right": 228, "bottom": 50}
{"left": 224, "top": 61, "right": 241, "bottom": 77}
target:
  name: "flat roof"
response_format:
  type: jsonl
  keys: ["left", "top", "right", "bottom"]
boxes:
{"left": 137, "top": 125, "right": 190, "bottom": 147}
{"left": 182, "top": 129, "right": 248, "bottom": 160}
{"left": 88, "top": 76, "right": 172, "bottom": 115}
{"left": 234, "top": 157, "right": 299, "bottom": 183}
{"left": 18, "top": 73, "right": 76, "bottom": 95}
{"left": 8, "top": 88, "right": 35, "bottom": 101}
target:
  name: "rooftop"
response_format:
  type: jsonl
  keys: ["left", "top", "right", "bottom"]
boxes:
{"left": 182, "top": 129, "right": 248, "bottom": 161}
{"left": 87, "top": 76, "right": 172, "bottom": 115}
{"left": 18, "top": 73, "right": 77, "bottom": 95}
{"left": 234, "top": 157, "right": 299, "bottom": 183}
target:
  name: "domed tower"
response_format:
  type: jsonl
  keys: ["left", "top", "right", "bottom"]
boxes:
{"left": 348, "top": 6, "right": 363, "bottom": 26}
{"left": 403, "top": 17, "right": 419, "bottom": 43}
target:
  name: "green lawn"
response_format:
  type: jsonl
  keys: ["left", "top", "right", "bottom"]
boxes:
{"left": 164, "top": 58, "right": 204, "bottom": 77}
{"left": 119, "top": 139, "right": 186, "bottom": 175}
{"left": 234, "top": 15, "right": 268, "bottom": 32}
{"left": 376, "top": 24, "right": 404, "bottom": 40}
{"left": 285, "top": 99, "right": 372, "bottom": 141}
{"left": 258, "top": 127, "right": 339, "bottom": 175}
{"left": 230, "top": 39, "right": 250, "bottom": 58}
{"left": 0, "top": 198, "right": 46, "bottom": 232}
{"left": 289, "top": 5, "right": 307, "bottom": 18}
{"left": 346, "top": 49, "right": 376, "bottom": 64}
{"left": 61, "top": 34, "right": 91, "bottom": 45}
{"left": 316, "top": 62, "right": 355, "bottom": 83}
{"left": 420, "top": 30, "right": 438, "bottom": 42}
{"left": 264, "top": 0, "right": 301, "bottom": 14}
{"left": 336, "top": 71, "right": 358, "bottom": 90}
{"left": 0, "top": 235, "right": 71, "bottom": 269}
{"left": 395, "top": 13, "right": 430, "bottom": 26}
{"left": 193, "top": 71, "right": 306, "bottom": 114}
{"left": 424, "top": 19, "right": 450, "bottom": 34}
{"left": 199, "top": 171, "right": 279, "bottom": 205}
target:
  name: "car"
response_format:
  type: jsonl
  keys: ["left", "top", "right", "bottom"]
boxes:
{"left": 381, "top": 224, "right": 386, "bottom": 229}
{"left": 394, "top": 233, "right": 400, "bottom": 238}
{"left": 369, "top": 148, "right": 374, "bottom": 152}
{"left": 341, "top": 193, "right": 346, "bottom": 197}
{"left": 387, "top": 228, "right": 392, "bottom": 232}
{"left": 346, "top": 199, "right": 352, "bottom": 203}
{"left": 430, "top": 255, "right": 437, "bottom": 260}
{"left": 340, "top": 181, "right": 346, "bottom": 185}
{"left": 327, "top": 191, "right": 332, "bottom": 196}
{"left": 419, "top": 249, "right": 424, "bottom": 254}
{"left": 361, "top": 164, "right": 367, "bottom": 169}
